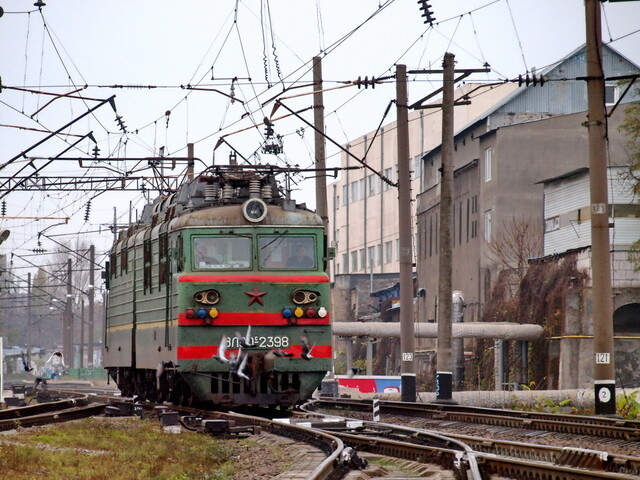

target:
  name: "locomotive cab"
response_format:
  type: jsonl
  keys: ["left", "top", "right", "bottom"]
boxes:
{"left": 104, "top": 166, "right": 332, "bottom": 407}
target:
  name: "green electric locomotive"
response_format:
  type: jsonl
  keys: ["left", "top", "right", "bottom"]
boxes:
{"left": 104, "top": 165, "right": 332, "bottom": 407}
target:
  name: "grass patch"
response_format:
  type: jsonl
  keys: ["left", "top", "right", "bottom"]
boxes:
{"left": 0, "top": 417, "right": 289, "bottom": 480}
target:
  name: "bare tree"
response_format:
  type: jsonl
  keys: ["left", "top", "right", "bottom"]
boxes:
{"left": 486, "top": 216, "right": 543, "bottom": 297}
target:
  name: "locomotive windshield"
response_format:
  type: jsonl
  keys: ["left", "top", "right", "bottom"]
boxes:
{"left": 193, "top": 236, "right": 251, "bottom": 269}
{"left": 258, "top": 235, "right": 316, "bottom": 269}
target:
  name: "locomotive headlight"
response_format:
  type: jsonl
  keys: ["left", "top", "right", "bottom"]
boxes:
{"left": 209, "top": 307, "right": 219, "bottom": 319}
{"left": 317, "top": 307, "right": 327, "bottom": 318}
{"left": 186, "top": 308, "right": 195, "bottom": 319}
{"left": 194, "top": 289, "right": 220, "bottom": 305}
{"left": 197, "top": 308, "right": 207, "bottom": 319}
{"left": 282, "top": 307, "right": 293, "bottom": 318}
{"left": 242, "top": 198, "right": 268, "bottom": 223}
{"left": 291, "top": 289, "right": 319, "bottom": 305}
{"left": 294, "top": 307, "right": 304, "bottom": 318}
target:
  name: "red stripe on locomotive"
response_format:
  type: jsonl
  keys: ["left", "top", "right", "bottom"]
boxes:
{"left": 179, "top": 274, "right": 330, "bottom": 283}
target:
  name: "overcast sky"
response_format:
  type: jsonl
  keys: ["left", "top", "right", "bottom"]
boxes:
{"left": 0, "top": 0, "right": 638, "bottom": 281}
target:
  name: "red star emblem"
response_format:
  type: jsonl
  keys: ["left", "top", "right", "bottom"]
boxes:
{"left": 245, "top": 284, "right": 267, "bottom": 306}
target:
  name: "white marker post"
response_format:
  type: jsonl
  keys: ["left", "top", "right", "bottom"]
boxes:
{"left": 372, "top": 396, "right": 380, "bottom": 422}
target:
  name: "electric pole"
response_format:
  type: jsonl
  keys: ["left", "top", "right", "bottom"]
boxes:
{"left": 436, "top": 52, "right": 455, "bottom": 403}
{"left": 88, "top": 245, "right": 95, "bottom": 367}
{"left": 313, "top": 56, "right": 328, "bottom": 231}
{"left": 27, "top": 272, "right": 32, "bottom": 367}
{"left": 64, "top": 259, "right": 73, "bottom": 368}
{"left": 585, "top": 0, "right": 615, "bottom": 415}
{"left": 396, "top": 64, "right": 417, "bottom": 402}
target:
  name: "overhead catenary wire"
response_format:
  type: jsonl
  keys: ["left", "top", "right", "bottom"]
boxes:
{"left": 2, "top": 0, "right": 640, "bottom": 274}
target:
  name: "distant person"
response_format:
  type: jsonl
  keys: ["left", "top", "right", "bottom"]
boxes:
{"left": 286, "top": 244, "right": 314, "bottom": 268}
{"left": 196, "top": 243, "right": 220, "bottom": 265}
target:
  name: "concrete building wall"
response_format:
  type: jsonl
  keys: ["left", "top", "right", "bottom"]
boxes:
{"left": 331, "top": 273, "right": 401, "bottom": 323}
{"left": 417, "top": 106, "right": 635, "bottom": 330}
{"left": 328, "top": 83, "right": 517, "bottom": 279}
{"left": 558, "top": 249, "right": 640, "bottom": 389}
{"left": 544, "top": 167, "right": 640, "bottom": 254}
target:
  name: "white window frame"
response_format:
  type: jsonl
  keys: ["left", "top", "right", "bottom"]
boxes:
{"left": 350, "top": 181, "right": 358, "bottom": 203}
{"left": 484, "top": 147, "right": 492, "bottom": 182}
{"left": 385, "top": 241, "right": 393, "bottom": 263}
{"left": 605, "top": 83, "right": 618, "bottom": 106}
{"left": 384, "top": 167, "right": 393, "bottom": 191}
{"left": 484, "top": 209, "right": 492, "bottom": 242}
{"left": 367, "top": 246, "right": 375, "bottom": 268}
{"left": 367, "top": 175, "right": 377, "bottom": 197}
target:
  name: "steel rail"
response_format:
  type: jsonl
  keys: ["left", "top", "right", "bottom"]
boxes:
{"left": 0, "top": 404, "right": 107, "bottom": 431}
{"left": 311, "top": 398, "right": 640, "bottom": 440}
{"left": 302, "top": 399, "right": 640, "bottom": 478}
{"left": 0, "top": 394, "right": 89, "bottom": 420}
{"left": 204, "top": 410, "right": 346, "bottom": 480}
{"left": 447, "top": 431, "right": 640, "bottom": 477}
{"left": 112, "top": 402, "right": 348, "bottom": 480}
{"left": 303, "top": 415, "right": 640, "bottom": 480}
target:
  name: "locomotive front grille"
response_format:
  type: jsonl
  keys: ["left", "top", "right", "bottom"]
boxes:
{"left": 210, "top": 372, "right": 301, "bottom": 396}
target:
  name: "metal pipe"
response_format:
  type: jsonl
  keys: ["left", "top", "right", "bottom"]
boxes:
{"left": 333, "top": 322, "right": 544, "bottom": 341}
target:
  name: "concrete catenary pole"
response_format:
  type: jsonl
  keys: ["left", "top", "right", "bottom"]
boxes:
{"left": 313, "top": 56, "right": 334, "bottom": 381}
{"left": 27, "top": 272, "right": 32, "bottom": 367}
{"left": 436, "top": 52, "right": 455, "bottom": 403}
{"left": 313, "top": 56, "right": 328, "bottom": 231}
{"left": 396, "top": 64, "right": 416, "bottom": 402}
{"left": 64, "top": 258, "right": 73, "bottom": 368}
{"left": 88, "top": 245, "right": 95, "bottom": 367}
{"left": 585, "top": 0, "right": 615, "bottom": 415}
{"left": 80, "top": 301, "right": 85, "bottom": 368}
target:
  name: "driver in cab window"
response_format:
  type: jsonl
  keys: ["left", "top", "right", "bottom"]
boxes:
{"left": 286, "top": 244, "right": 314, "bottom": 268}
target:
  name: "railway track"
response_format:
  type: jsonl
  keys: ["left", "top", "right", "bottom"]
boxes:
{"left": 300, "top": 398, "right": 640, "bottom": 479}
{"left": 7, "top": 387, "right": 640, "bottom": 479}
{"left": 0, "top": 393, "right": 107, "bottom": 431}
{"left": 309, "top": 398, "right": 640, "bottom": 440}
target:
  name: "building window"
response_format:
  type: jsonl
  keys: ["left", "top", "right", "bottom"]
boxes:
{"left": 367, "top": 246, "right": 375, "bottom": 268}
{"left": 384, "top": 167, "right": 393, "bottom": 190}
{"left": 359, "top": 178, "right": 366, "bottom": 200}
{"left": 413, "top": 155, "right": 422, "bottom": 182}
{"left": 471, "top": 195, "right": 478, "bottom": 239}
{"left": 351, "top": 181, "right": 359, "bottom": 203}
{"left": 342, "top": 253, "right": 349, "bottom": 274}
{"left": 377, "top": 244, "right": 383, "bottom": 266}
{"left": 605, "top": 84, "right": 618, "bottom": 106}
{"left": 359, "top": 248, "right": 366, "bottom": 271}
{"left": 466, "top": 198, "right": 470, "bottom": 243}
{"left": 545, "top": 216, "right": 560, "bottom": 232}
{"left": 429, "top": 216, "right": 433, "bottom": 257}
{"left": 484, "top": 209, "right": 492, "bottom": 242}
{"left": 459, "top": 201, "right": 463, "bottom": 245}
{"left": 351, "top": 251, "right": 358, "bottom": 272}
{"left": 385, "top": 241, "right": 393, "bottom": 263}
{"left": 484, "top": 147, "right": 492, "bottom": 182}
{"left": 342, "top": 185, "right": 349, "bottom": 206}
{"left": 367, "top": 175, "right": 377, "bottom": 196}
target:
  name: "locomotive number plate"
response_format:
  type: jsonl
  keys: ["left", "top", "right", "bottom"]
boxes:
{"left": 227, "top": 336, "right": 290, "bottom": 349}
